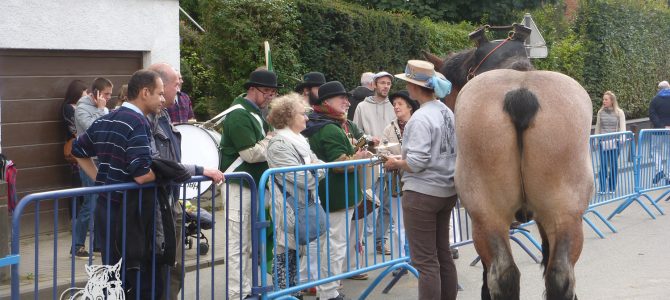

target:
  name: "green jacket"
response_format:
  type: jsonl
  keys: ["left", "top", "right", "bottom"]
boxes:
{"left": 304, "top": 118, "right": 364, "bottom": 212}
{"left": 219, "top": 95, "right": 270, "bottom": 185}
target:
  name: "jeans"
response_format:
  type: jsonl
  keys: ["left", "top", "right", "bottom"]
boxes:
{"left": 72, "top": 169, "right": 101, "bottom": 250}
{"left": 598, "top": 146, "right": 620, "bottom": 192}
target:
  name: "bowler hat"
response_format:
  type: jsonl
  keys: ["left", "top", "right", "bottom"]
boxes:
{"left": 316, "top": 81, "right": 352, "bottom": 104}
{"left": 389, "top": 90, "right": 420, "bottom": 113}
{"left": 243, "top": 69, "right": 282, "bottom": 90}
{"left": 295, "top": 72, "right": 326, "bottom": 92}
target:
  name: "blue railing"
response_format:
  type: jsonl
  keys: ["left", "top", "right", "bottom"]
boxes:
{"left": 256, "top": 158, "right": 417, "bottom": 300}
{"left": 7, "top": 130, "right": 670, "bottom": 299}
{"left": 8, "top": 173, "right": 254, "bottom": 300}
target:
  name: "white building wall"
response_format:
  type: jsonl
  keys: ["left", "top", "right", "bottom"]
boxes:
{"left": 0, "top": 0, "right": 180, "bottom": 66}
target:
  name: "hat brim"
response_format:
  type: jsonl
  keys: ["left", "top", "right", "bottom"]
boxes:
{"left": 294, "top": 82, "right": 324, "bottom": 92}
{"left": 317, "top": 91, "right": 352, "bottom": 103}
{"left": 389, "top": 92, "right": 419, "bottom": 112}
{"left": 394, "top": 72, "right": 446, "bottom": 89}
{"left": 244, "top": 81, "right": 283, "bottom": 90}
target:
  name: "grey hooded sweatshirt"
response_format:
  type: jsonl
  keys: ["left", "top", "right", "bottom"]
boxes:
{"left": 401, "top": 100, "right": 457, "bottom": 198}
{"left": 352, "top": 95, "right": 395, "bottom": 138}
{"left": 75, "top": 94, "right": 109, "bottom": 136}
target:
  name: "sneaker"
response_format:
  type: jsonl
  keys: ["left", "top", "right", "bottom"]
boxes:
{"left": 348, "top": 273, "right": 368, "bottom": 280}
{"left": 71, "top": 246, "right": 94, "bottom": 260}
{"left": 376, "top": 242, "right": 391, "bottom": 255}
{"left": 653, "top": 171, "right": 665, "bottom": 184}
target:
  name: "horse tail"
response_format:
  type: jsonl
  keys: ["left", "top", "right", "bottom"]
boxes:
{"left": 502, "top": 88, "right": 540, "bottom": 152}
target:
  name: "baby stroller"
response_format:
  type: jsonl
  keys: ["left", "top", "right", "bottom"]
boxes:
{"left": 179, "top": 200, "right": 214, "bottom": 256}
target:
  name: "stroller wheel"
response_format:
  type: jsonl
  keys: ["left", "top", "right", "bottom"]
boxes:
{"left": 199, "top": 243, "right": 209, "bottom": 256}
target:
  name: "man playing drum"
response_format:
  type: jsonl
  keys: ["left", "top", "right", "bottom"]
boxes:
{"left": 219, "top": 69, "right": 279, "bottom": 299}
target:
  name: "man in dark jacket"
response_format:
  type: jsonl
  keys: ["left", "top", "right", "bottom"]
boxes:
{"left": 648, "top": 80, "right": 670, "bottom": 183}
{"left": 147, "top": 63, "right": 225, "bottom": 300}
{"left": 347, "top": 72, "right": 375, "bottom": 120}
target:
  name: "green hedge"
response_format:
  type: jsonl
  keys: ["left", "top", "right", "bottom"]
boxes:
{"left": 574, "top": 0, "right": 670, "bottom": 119}
{"left": 187, "top": 0, "right": 473, "bottom": 117}
{"left": 182, "top": 0, "right": 670, "bottom": 120}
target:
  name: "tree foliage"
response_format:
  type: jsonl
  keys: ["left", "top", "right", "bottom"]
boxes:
{"left": 343, "top": 0, "right": 558, "bottom": 24}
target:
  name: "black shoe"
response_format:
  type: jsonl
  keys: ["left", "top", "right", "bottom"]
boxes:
{"left": 451, "top": 248, "right": 459, "bottom": 260}
{"left": 70, "top": 246, "right": 94, "bottom": 260}
{"left": 653, "top": 171, "right": 665, "bottom": 184}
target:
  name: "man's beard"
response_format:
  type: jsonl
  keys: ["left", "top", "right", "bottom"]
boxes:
{"left": 308, "top": 90, "right": 319, "bottom": 106}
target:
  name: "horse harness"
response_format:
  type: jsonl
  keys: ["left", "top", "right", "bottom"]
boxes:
{"left": 466, "top": 24, "right": 531, "bottom": 81}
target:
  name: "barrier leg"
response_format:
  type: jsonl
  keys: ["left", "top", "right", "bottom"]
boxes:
{"left": 634, "top": 194, "right": 660, "bottom": 219}
{"left": 359, "top": 262, "right": 418, "bottom": 300}
{"left": 381, "top": 268, "right": 407, "bottom": 294}
{"left": 511, "top": 229, "right": 542, "bottom": 251}
{"left": 640, "top": 193, "right": 665, "bottom": 214}
{"left": 469, "top": 256, "right": 481, "bottom": 267}
{"left": 607, "top": 196, "right": 637, "bottom": 220}
{"left": 589, "top": 210, "right": 618, "bottom": 233}
{"left": 509, "top": 236, "right": 541, "bottom": 264}
{"left": 582, "top": 215, "right": 606, "bottom": 239}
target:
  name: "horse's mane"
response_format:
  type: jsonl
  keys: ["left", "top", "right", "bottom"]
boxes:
{"left": 440, "top": 49, "right": 476, "bottom": 89}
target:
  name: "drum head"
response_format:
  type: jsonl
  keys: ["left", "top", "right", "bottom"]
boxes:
{"left": 175, "top": 124, "right": 221, "bottom": 200}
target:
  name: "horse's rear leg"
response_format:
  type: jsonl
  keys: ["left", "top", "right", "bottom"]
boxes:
{"left": 538, "top": 219, "right": 583, "bottom": 300}
{"left": 472, "top": 221, "right": 520, "bottom": 300}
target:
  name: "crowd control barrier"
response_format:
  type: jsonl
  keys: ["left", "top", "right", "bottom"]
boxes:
{"left": 7, "top": 173, "right": 255, "bottom": 300}
{"left": 607, "top": 129, "right": 669, "bottom": 219}
{"left": 256, "top": 159, "right": 419, "bottom": 300}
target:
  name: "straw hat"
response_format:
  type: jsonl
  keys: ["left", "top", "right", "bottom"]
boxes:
{"left": 394, "top": 60, "right": 445, "bottom": 89}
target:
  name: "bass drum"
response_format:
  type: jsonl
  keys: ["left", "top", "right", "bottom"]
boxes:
{"left": 175, "top": 124, "right": 221, "bottom": 200}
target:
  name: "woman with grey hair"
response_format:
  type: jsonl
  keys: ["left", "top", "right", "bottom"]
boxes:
{"left": 266, "top": 93, "right": 326, "bottom": 299}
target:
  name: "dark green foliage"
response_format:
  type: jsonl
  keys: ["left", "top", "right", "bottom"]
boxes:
{"left": 188, "top": 0, "right": 473, "bottom": 116}
{"left": 574, "top": 0, "right": 670, "bottom": 118}
{"left": 343, "top": 0, "right": 557, "bottom": 24}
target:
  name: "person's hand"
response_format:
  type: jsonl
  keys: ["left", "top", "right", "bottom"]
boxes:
{"left": 266, "top": 131, "right": 276, "bottom": 139}
{"left": 353, "top": 149, "right": 372, "bottom": 159}
{"left": 203, "top": 168, "right": 225, "bottom": 184}
{"left": 371, "top": 136, "right": 381, "bottom": 146}
{"left": 94, "top": 90, "right": 107, "bottom": 109}
{"left": 384, "top": 155, "right": 402, "bottom": 171}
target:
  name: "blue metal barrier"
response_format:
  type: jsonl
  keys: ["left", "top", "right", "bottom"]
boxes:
{"left": 583, "top": 132, "right": 636, "bottom": 237}
{"left": 256, "top": 159, "right": 418, "bottom": 300}
{"left": 607, "top": 129, "right": 668, "bottom": 220}
{"left": 8, "top": 173, "right": 253, "bottom": 300}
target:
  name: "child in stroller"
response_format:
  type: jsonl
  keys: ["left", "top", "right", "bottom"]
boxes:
{"left": 179, "top": 200, "right": 214, "bottom": 256}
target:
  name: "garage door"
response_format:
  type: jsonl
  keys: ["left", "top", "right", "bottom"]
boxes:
{"left": 0, "top": 49, "right": 143, "bottom": 234}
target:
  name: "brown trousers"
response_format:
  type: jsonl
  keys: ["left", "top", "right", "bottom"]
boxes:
{"left": 403, "top": 191, "right": 458, "bottom": 300}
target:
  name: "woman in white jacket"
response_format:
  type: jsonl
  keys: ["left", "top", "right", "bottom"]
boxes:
{"left": 266, "top": 93, "right": 326, "bottom": 298}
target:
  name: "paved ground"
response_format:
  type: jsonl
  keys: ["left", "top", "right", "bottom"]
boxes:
{"left": 180, "top": 189, "right": 670, "bottom": 300}
{"left": 3, "top": 189, "right": 669, "bottom": 299}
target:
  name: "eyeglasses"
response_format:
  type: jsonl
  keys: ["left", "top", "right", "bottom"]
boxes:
{"left": 255, "top": 87, "right": 278, "bottom": 96}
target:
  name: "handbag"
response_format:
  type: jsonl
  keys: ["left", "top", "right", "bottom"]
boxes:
{"left": 63, "top": 137, "right": 78, "bottom": 164}
{"left": 276, "top": 178, "right": 327, "bottom": 245}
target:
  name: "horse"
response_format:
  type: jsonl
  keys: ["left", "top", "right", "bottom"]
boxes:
{"left": 429, "top": 25, "right": 594, "bottom": 299}
{"left": 424, "top": 24, "right": 533, "bottom": 112}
